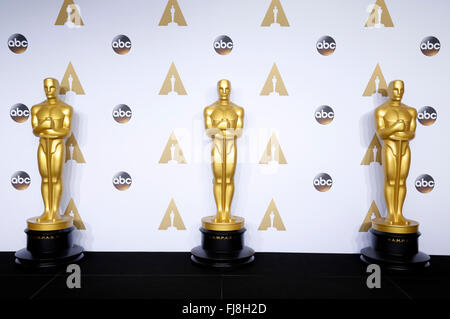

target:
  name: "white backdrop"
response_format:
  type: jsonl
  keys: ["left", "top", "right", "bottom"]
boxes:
{"left": 1, "top": 0, "right": 449, "bottom": 254}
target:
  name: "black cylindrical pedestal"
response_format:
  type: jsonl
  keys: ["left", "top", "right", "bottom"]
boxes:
{"left": 191, "top": 228, "right": 255, "bottom": 268}
{"left": 361, "top": 228, "right": 430, "bottom": 271}
{"left": 15, "top": 227, "right": 84, "bottom": 268}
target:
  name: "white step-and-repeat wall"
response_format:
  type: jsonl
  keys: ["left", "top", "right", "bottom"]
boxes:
{"left": 1, "top": 0, "right": 449, "bottom": 254}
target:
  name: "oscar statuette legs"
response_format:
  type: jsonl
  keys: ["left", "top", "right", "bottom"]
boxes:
{"left": 15, "top": 227, "right": 84, "bottom": 268}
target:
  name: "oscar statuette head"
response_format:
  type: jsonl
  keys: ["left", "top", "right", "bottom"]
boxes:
{"left": 218, "top": 79, "right": 230, "bottom": 102}
{"left": 388, "top": 80, "right": 404, "bottom": 102}
{"left": 43, "top": 77, "right": 60, "bottom": 101}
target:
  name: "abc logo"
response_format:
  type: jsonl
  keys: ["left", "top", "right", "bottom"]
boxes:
{"left": 8, "top": 33, "right": 28, "bottom": 54}
{"left": 415, "top": 174, "right": 435, "bottom": 193}
{"left": 417, "top": 106, "right": 437, "bottom": 126}
{"left": 112, "top": 35, "right": 132, "bottom": 55}
{"left": 316, "top": 36, "right": 336, "bottom": 56}
{"left": 420, "top": 36, "right": 440, "bottom": 56}
{"left": 315, "top": 105, "right": 334, "bottom": 125}
{"left": 213, "top": 35, "right": 233, "bottom": 55}
{"left": 112, "top": 104, "right": 132, "bottom": 123}
{"left": 10, "top": 103, "right": 30, "bottom": 123}
{"left": 113, "top": 171, "right": 132, "bottom": 191}
{"left": 313, "top": 173, "right": 333, "bottom": 192}
{"left": 11, "top": 171, "right": 31, "bottom": 190}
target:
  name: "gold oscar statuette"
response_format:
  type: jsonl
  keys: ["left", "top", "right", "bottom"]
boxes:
{"left": 28, "top": 78, "right": 74, "bottom": 231}
{"left": 372, "top": 80, "right": 418, "bottom": 234}
{"left": 191, "top": 80, "right": 254, "bottom": 267}
{"left": 202, "top": 79, "right": 245, "bottom": 231}
{"left": 361, "top": 80, "right": 429, "bottom": 270}
{"left": 15, "top": 78, "right": 83, "bottom": 268}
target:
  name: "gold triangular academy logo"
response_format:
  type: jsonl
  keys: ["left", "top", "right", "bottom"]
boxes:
{"left": 159, "top": 198, "right": 186, "bottom": 230}
{"left": 361, "top": 134, "right": 382, "bottom": 165}
{"left": 159, "top": 62, "right": 187, "bottom": 95}
{"left": 259, "top": 132, "right": 287, "bottom": 164}
{"left": 261, "top": 0, "right": 289, "bottom": 27}
{"left": 365, "top": 0, "right": 394, "bottom": 28}
{"left": 359, "top": 200, "right": 382, "bottom": 232}
{"left": 55, "top": 0, "right": 84, "bottom": 26}
{"left": 159, "top": 0, "right": 187, "bottom": 26}
{"left": 362, "top": 63, "right": 387, "bottom": 97}
{"left": 65, "top": 133, "right": 86, "bottom": 163}
{"left": 63, "top": 198, "right": 85, "bottom": 230}
{"left": 260, "top": 63, "right": 288, "bottom": 96}
{"left": 159, "top": 131, "right": 187, "bottom": 164}
{"left": 258, "top": 199, "right": 286, "bottom": 230}
{"left": 60, "top": 62, "right": 85, "bottom": 95}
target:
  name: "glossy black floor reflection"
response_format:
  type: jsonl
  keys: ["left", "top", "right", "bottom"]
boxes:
{"left": 0, "top": 252, "right": 449, "bottom": 299}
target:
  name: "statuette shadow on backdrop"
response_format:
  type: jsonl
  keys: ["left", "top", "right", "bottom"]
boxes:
{"left": 191, "top": 79, "right": 255, "bottom": 268}
{"left": 15, "top": 78, "right": 84, "bottom": 268}
{"left": 361, "top": 80, "right": 430, "bottom": 271}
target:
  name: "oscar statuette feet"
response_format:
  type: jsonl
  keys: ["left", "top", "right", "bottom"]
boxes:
{"left": 384, "top": 216, "right": 410, "bottom": 226}
{"left": 372, "top": 217, "right": 418, "bottom": 234}
{"left": 28, "top": 215, "right": 73, "bottom": 231}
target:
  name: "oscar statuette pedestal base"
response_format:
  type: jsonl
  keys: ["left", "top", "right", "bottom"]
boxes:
{"left": 361, "top": 228, "right": 430, "bottom": 271}
{"left": 15, "top": 226, "right": 84, "bottom": 268}
{"left": 191, "top": 228, "right": 255, "bottom": 268}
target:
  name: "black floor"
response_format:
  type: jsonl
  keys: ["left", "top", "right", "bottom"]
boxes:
{"left": 1, "top": 252, "right": 449, "bottom": 300}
